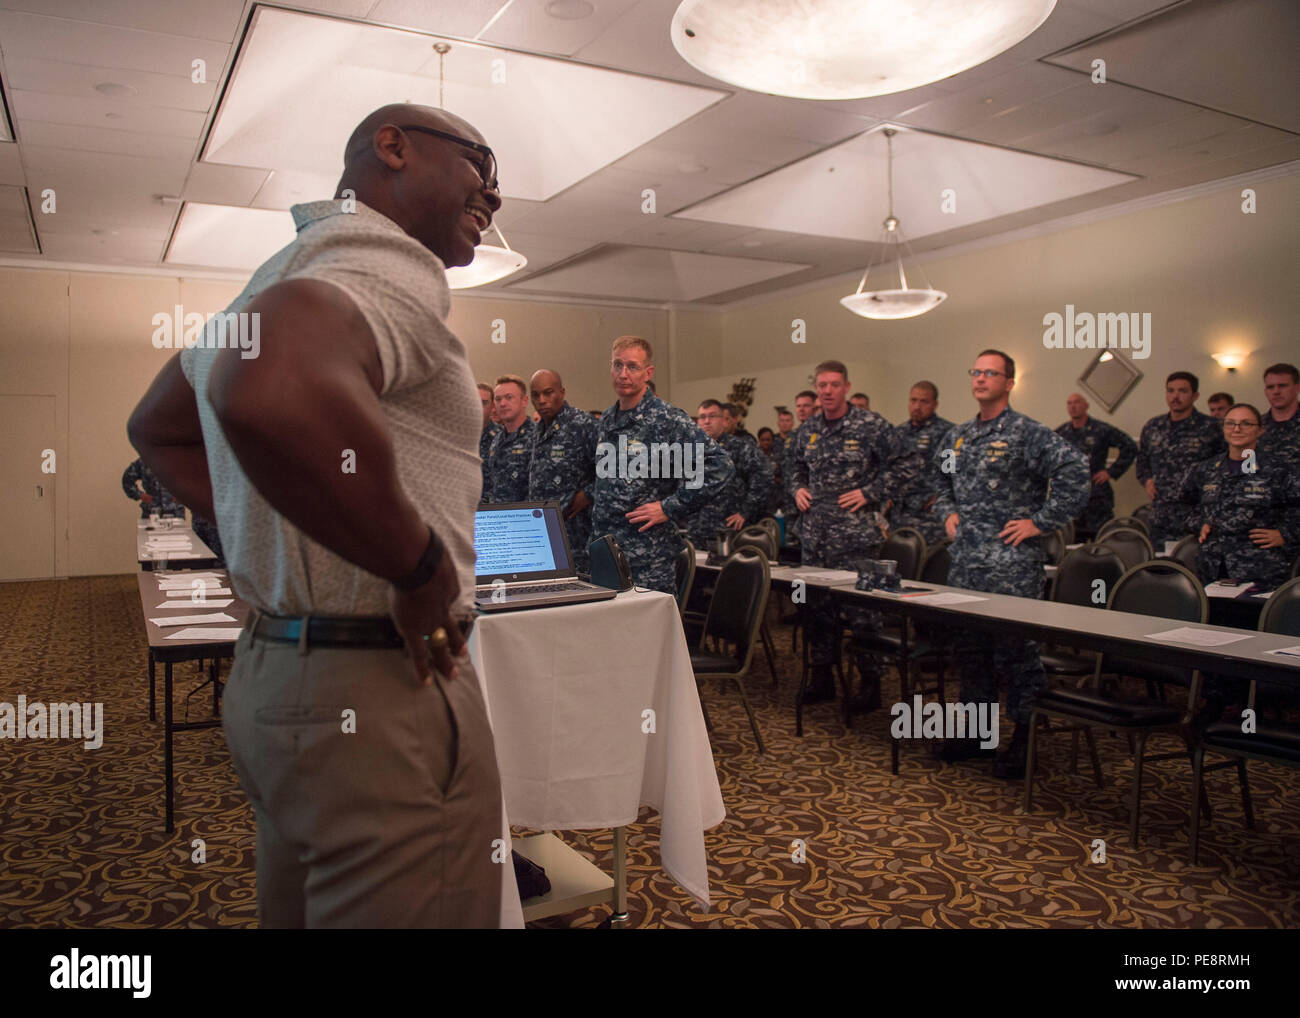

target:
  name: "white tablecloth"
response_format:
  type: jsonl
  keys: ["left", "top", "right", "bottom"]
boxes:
{"left": 468, "top": 589, "right": 725, "bottom": 916}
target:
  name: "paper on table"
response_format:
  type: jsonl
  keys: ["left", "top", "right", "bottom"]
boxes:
{"left": 791, "top": 568, "right": 860, "bottom": 584}
{"left": 156, "top": 599, "right": 233, "bottom": 609}
{"left": 905, "top": 592, "right": 988, "bottom": 606}
{"left": 165, "top": 627, "right": 243, "bottom": 641}
{"left": 1204, "top": 582, "right": 1253, "bottom": 599}
{"left": 156, "top": 571, "right": 223, "bottom": 580}
{"left": 148, "top": 612, "right": 237, "bottom": 627}
{"left": 145, "top": 551, "right": 200, "bottom": 559}
{"left": 1262, "top": 646, "right": 1300, "bottom": 662}
{"left": 1145, "top": 627, "right": 1252, "bottom": 647}
{"left": 165, "top": 587, "right": 231, "bottom": 597}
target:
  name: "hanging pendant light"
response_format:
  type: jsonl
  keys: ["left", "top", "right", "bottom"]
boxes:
{"left": 444, "top": 221, "right": 528, "bottom": 288}
{"left": 840, "top": 129, "right": 946, "bottom": 321}
{"left": 429, "top": 42, "right": 527, "bottom": 290}
{"left": 670, "top": 0, "right": 1057, "bottom": 101}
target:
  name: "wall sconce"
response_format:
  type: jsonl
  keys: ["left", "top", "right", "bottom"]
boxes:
{"left": 1212, "top": 352, "right": 1246, "bottom": 373}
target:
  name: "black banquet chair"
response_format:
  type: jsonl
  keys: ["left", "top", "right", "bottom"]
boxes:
{"left": 1166, "top": 534, "right": 1199, "bottom": 572}
{"left": 1097, "top": 526, "right": 1153, "bottom": 572}
{"left": 1097, "top": 515, "right": 1150, "bottom": 541}
{"left": 1024, "top": 559, "right": 1209, "bottom": 846}
{"left": 689, "top": 547, "right": 771, "bottom": 753}
{"left": 1190, "top": 577, "right": 1300, "bottom": 863}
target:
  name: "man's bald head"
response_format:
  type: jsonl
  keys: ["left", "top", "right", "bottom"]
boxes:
{"left": 529, "top": 369, "right": 567, "bottom": 423}
{"left": 335, "top": 103, "right": 499, "bottom": 269}
{"left": 1066, "top": 392, "right": 1089, "bottom": 423}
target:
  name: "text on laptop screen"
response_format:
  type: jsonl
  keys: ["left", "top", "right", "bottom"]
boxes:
{"left": 474, "top": 506, "right": 571, "bottom": 578}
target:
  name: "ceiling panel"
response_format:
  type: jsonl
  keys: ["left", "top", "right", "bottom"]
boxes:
{"left": 1047, "top": 0, "right": 1300, "bottom": 133}
{"left": 0, "top": 183, "right": 36, "bottom": 252}
{"left": 4, "top": 58, "right": 216, "bottom": 113}
{"left": 896, "top": 62, "right": 1083, "bottom": 134}
{"left": 39, "top": 226, "right": 167, "bottom": 262}
{"left": 203, "top": 6, "right": 727, "bottom": 202}
{"left": 0, "top": 0, "right": 245, "bottom": 43}
{"left": 571, "top": 0, "right": 728, "bottom": 88}
{"left": 165, "top": 202, "right": 296, "bottom": 269}
{"left": 366, "top": 0, "right": 520, "bottom": 39}
{"left": 506, "top": 244, "right": 809, "bottom": 302}
{"left": 183, "top": 162, "right": 273, "bottom": 206}
{"left": 9, "top": 89, "right": 207, "bottom": 136}
{"left": 481, "top": 0, "right": 640, "bottom": 56}
{"left": 0, "top": 142, "right": 23, "bottom": 185}
{"left": 22, "top": 145, "right": 190, "bottom": 199}
{"left": 675, "top": 125, "right": 1134, "bottom": 242}
{"left": 0, "top": 10, "right": 231, "bottom": 77}
{"left": 15, "top": 120, "right": 199, "bottom": 160}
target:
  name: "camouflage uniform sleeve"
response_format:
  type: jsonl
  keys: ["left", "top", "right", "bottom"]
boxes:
{"left": 789, "top": 425, "right": 810, "bottom": 498}
{"left": 1177, "top": 459, "right": 1209, "bottom": 531}
{"left": 1026, "top": 425, "right": 1090, "bottom": 534}
{"left": 121, "top": 459, "right": 145, "bottom": 501}
{"left": 861, "top": 424, "right": 921, "bottom": 505}
{"left": 662, "top": 426, "right": 735, "bottom": 521}
{"left": 741, "top": 441, "right": 774, "bottom": 522}
{"left": 1105, "top": 422, "right": 1138, "bottom": 480}
{"left": 930, "top": 429, "right": 959, "bottom": 525}
{"left": 1276, "top": 466, "right": 1300, "bottom": 546}
{"left": 1135, "top": 419, "right": 1155, "bottom": 485}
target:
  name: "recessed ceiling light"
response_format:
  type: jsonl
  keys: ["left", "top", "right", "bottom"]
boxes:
{"left": 95, "top": 82, "right": 137, "bottom": 97}
{"left": 546, "top": 0, "right": 595, "bottom": 19}
{"left": 671, "top": 0, "right": 1058, "bottom": 100}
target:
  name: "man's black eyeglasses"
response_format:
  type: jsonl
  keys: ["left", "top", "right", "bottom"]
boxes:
{"left": 398, "top": 124, "right": 498, "bottom": 192}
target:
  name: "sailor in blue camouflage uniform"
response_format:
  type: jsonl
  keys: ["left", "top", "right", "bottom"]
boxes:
{"left": 932, "top": 350, "right": 1090, "bottom": 778}
{"left": 686, "top": 400, "right": 774, "bottom": 548}
{"left": 889, "top": 380, "right": 954, "bottom": 546}
{"left": 121, "top": 457, "right": 185, "bottom": 518}
{"left": 756, "top": 428, "right": 784, "bottom": 516}
{"left": 1259, "top": 362, "right": 1300, "bottom": 474}
{"left": 591, "top": 336, "right": 733, "bottom": 594}
{"left": 527, "top": 369, "right": 599, "bottom": 573}
{"left": 782, "top": 391, "right": 818, "bottom": 544}
{"left": 1054, "top": 392, "right": 1138, "bottom": 540}
{"left": 791, "top": 361, "right": 922, "bottom": 706}
{"left": 1179, "top": 403, "right": 1300, "bottom": 590}
{"left": 1136, "top": 371, "right": 1225, "bottom": 548}
{"left": 477, "top": 382, "right": 502, "bottom": 498}
{"left": 483, "top": 374, "right": 535, "bottom": 503}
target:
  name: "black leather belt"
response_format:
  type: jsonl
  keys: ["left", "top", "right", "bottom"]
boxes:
{"left": 248, "top": 612, "right": 473, "bottom": 650}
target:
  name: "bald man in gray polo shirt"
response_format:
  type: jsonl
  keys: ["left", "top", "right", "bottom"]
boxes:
{"left": 129, "top": 104, "right": 504, "bottom": 928}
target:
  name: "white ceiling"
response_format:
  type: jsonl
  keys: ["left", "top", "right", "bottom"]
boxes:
{"left": 0, "top": 0, "right": 1296, "bottom": 301}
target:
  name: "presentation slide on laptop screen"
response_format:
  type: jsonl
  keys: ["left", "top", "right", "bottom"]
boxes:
{"left": 474, "top": 507, "right": 569, "bottom": 577}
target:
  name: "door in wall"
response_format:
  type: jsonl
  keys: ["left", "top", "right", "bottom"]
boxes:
{"left": 0, "top": 394, "right": 57, "bottom": 580}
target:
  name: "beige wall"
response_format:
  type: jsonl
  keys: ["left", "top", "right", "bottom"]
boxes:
{"left": 676, "top": 171, "right": 1300, "bottom": 514}
{"left": 2, "top": 171, "right": 1295, "bottom": 577}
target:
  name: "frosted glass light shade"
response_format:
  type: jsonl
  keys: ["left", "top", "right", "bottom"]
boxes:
{"left": 840, "top": 288, "right": 947, "bottom": 320}
{"left": 444, "top": 245, "right": 528, "bottom": 289}
{"left": 671, "top": 0, "right": 1057, "bottom": 100}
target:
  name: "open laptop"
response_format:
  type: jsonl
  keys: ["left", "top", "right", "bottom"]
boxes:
{"left": 473, "top": 501, "right": 617, "bottom": 613}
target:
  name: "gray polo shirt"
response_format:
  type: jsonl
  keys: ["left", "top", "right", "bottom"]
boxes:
{"left": 181, "top": 199, "right": 481, "bottom": 616}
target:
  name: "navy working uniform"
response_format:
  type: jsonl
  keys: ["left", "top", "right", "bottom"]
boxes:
{"left": 1259, "top": 411, "right": 1300, "bottom": 474}
{"left": 889, "top": 414, "right": 954, "bottom": 545}
{"left": 1136, "top": 410, "right": 1225, "bottom": 547}
{"left": 528, "top": 403, "right": 599, "bottom": 573}
{"left": 483, "top": 418, "right": 535, "bottom": 503}
{"left": 479, "top": 421, "right": 502, "bottom": 499}
{"left": 121, "top": 458, "right": 185, "bottom": 519}
{"left": 781, "top": 429, "right": 804, "bottom": 542}
{"left": 932, "top": 408, "right": 1090, "bottom": 727}
{"left": 685, "top": 432, "right": 774, "bottom": 549}
{"left": 1053, "top": 417, "right": 1137, "bottom": 539}
{"left": 591, "top": 392, "right": 733, "bottom": 594}
{"left": 790, "top": 407, "right": 922, "bottom": 693}
{"left": 1179, "top": 453, "right": 1300, "bottom": 589}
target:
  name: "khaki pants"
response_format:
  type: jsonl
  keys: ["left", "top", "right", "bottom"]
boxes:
{"left": 222, "top": 625, "right": 503, "bottom": 928}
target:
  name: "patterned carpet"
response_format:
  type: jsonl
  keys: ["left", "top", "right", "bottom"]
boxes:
{"left": 1, "top": 575, "right": 1296, "bottom": 929}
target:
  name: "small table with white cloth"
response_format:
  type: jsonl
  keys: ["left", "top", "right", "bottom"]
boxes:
{"left": 467, "top": 588, "right": 725, "bottom": 926}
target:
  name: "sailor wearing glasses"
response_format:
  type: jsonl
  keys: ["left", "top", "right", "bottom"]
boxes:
{"left": 591, "top": 335, "right": 733, "bottom": 594}
{"left": 1179, "top": 402, "right": 1300, "bottom": 590}
{"left": 931, "top": 349, "right": 1089, "bottom": 778}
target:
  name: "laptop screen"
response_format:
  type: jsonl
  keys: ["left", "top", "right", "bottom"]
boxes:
{"left": 474, "top": 502, "right": 574, "bottom": 583}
